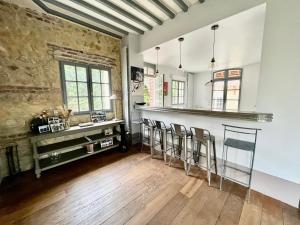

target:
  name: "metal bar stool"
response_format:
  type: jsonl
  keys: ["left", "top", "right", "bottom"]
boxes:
{"left": 153, "top": 120, "right": 172, "bottom": 163}
{"left": 141, "top": 118, "right": 155, "bottom": 157}
{"left": 186, "top": 127, "right": 218, "bottom": 186}
{"left": 220, "top": 124, "right": 261, "bottom": 199}
{"left": 169, "top": 123, "right": 192, "bottom": 173}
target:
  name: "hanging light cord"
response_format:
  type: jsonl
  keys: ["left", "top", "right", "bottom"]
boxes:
{"left": 206, "top": 25, "right": 219, "bottom": 86}
{"left": 156, "top": 49, "right": 158, "bottom": 73}
{"left": 212, "top": 28, "right": 216, "bottom": 63}
{"left": 179, "top": 41, "right": 182, "bottom": 66}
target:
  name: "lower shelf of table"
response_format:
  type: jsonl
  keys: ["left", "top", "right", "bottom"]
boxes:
{"left": 39, "top": 142, "right": 120, "bottom": 171}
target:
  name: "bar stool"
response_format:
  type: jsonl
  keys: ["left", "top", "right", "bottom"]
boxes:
{"left": 186, "top": 127, "right": 218, "bottom": 186}
{"left": 141, "top": 118, "right": 155, "bottom": 156}
{"left": 220, "top": 124, "right": 261, "bottom": 199}
{"left": 169, "top": 123, "right": 192, "bottom": 173}
{"left": 153, "top": 120, "right": 172, "bottom": 163}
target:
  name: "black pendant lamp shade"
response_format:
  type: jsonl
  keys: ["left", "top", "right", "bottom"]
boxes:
{"left": 178, "top": 37, "right": 184, "bottom": 69}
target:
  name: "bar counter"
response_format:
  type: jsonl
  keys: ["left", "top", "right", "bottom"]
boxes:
{"left": 137, "top": 106, "right": 273, "bottom": 122}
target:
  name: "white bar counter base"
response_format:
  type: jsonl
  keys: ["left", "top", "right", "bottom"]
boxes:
{"left": 138, "top": 107, "right": 300, "bottom": 208}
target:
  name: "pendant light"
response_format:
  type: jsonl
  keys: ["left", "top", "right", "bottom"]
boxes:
{"left": 205, "top": 24, "right": 219, "bottom": 86}
{"left": 178, "top": 37, "right": 184, "bottom": 69}
{"left": 155, "top": 46, "right": 160, "bottom": 75}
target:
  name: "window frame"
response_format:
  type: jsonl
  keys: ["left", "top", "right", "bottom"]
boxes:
{"left": 144, "top": 62, "right": 156, "bottom": 77}
{"left": 211, "top": 68, "right": 243, "bottom": 111}
{"left": 171, "top": 80, "right": 185, "bottom": 105}
{"left": 59, "top": 61, "right": 112, "bottom": 115}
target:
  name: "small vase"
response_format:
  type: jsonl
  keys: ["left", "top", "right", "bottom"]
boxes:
{"left": 65, "top": 119, "right": 70, "bottom": 129}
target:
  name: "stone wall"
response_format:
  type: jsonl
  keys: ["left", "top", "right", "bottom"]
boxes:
{"left": 0, "top": 0, "right": 122, "bottom": 177}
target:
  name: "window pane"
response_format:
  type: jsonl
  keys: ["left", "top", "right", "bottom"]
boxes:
{"left": 227, "top": 90, "right": 240, "bottom": 100}
{"left": 179, "top": 90, "right": 184, "bottom": 97}
{"left": 91, "top": 69, "right": 101, "bottom": 82}
{"left": 93, "top": 97, "right": 102, "bottom": 110}
{"left": 174, "top": 81, "right": 178, "bottom": 88}
{"left": 213, "top": 81, "right": 224, "bottom": 91}
{"left": 143, "top": 67, "right": 147, "bottom": 75}
{"left": 172, "top": 89, "right": 178, "bottom": 97}
{"left": 67, "top": 97, "right": 78, "bottom": 112}
{"left": 77, "top": 82, "right": 88, "bottom": 96}
{"left": 212, "top": 90, "right": 224, "bottom": 99}
{"left": 228, "top": 69, "right": 241, "bottom": 78}
{"left": 212, "top": 99, "right": 223, "bottom": 110}
{"left": 101, "top": 70, "right": 109, "bottom": 83}
{"left": 173, "top": 97, "right": 178, "bottom": 104}
{"left": 227, "top": 80, "right": 240, "bottom": 90}
{"left": 148, "top": 67, "right": 154, "bottom": 76}
{"left": 226, "top": 100, "right": 239, "bottom": 110}
{"left": 76, "top": 67, "right": 87, "bottom": 81}
{"left": 213, "top": 71, "right": 225, "bottom": 79}
{"left": 102, "top": 84, "right": 110, "bottom": 96}
{"left": 79, "top": 97, "right": 89, "bottom": 111}
{"left": 179, "top": 96, "right": 184, "bottom": 104}
{"left": 66, "top": 82, "right": 78, "bottom": 96}
{"left": 179, "top": 82, "right": 184, "bottom": 89}
{"left": 93, "top": 83, "right": 101, "bottom": 96}
{"left": 64, "top": 65, "right": 76, "bottom": 81}
{"left": 102, "top": 97, "right": 110, "bottom": 110}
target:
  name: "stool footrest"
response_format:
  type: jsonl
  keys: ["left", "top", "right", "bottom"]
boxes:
{"left": 223, "top": 163, "right": 251, "bottom": 175}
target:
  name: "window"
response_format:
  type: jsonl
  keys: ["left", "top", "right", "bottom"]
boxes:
{"left": 143, "top": 63, "right": 163, "bottom": 107}
{"left": 172, "top": 80, "right": 185, "bottom": 105}
{"left": 60, "top": 61, "right": 112, "bottom": 114}
{"left": 212, "top": 68, "right": 242, "bottom": 111}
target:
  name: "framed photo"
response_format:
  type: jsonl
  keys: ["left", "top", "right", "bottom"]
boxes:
{"left": 131, "top": 66, "right": 144, "bottom": 82}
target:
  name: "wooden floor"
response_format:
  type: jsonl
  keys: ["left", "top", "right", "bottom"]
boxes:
{"left": 0, "top": 148, "right": 299, "bottom": 225}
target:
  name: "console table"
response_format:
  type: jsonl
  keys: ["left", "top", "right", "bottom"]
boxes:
{"left": 30, "top": 120, "right": 125, "bottom": 178}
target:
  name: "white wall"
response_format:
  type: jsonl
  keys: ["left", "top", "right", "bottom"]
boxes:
{"left": 192, "top": 71, "right": 212, "bottom": 109}
{"left": 255, "top": 0, "right": 300, "bottom": 185}
{"left": 192, "top": 63, "right": 261, "bottom": 111}
{"left": 240, "top": 63, "right": 261, "bottom": 111}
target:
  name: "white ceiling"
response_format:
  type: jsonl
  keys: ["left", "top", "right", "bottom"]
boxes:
{"left": 142, "top": 4, "right": 266, "bottom": 73}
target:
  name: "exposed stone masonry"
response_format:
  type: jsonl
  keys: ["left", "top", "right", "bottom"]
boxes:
{"left": 0, "top": 0, "right": 122, "bottom": 177}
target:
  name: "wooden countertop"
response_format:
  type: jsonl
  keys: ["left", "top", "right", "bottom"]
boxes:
{"left": 137, "top": 107, "right": 273, "bottom": 122}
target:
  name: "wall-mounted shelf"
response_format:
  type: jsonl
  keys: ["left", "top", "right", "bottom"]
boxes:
{"left": 30, "top": 120, "right": 125, "bottom": 178}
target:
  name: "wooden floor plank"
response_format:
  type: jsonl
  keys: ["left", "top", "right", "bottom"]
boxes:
{"left": 216, "top": 183, "right": 247, "bottom": 225}
{"left": 239, "top": 191, "right": 263, "bottom": 225}
{"left": 148, "top": 193, "right": 189, "bottom": 225}
{"left": 101, "top": 165, "right": 190, "bottom": 225}
{"left": 180, "top": 177, "right": 203, "bottom": 198}
{"left": 125, "top": 183, "right": 183, "bottom": 225}
{"left": 6, "top": 154, "right": 154, "bottom": 225}
{"left": 0, "top": 150, "right": 297, "bottom": 225}
{"left": 260, "top": 195, "right": 284, "bottom": 225}
{"left": 170, "top": 182, "right": 211, "bottom": 225}
{"left": 282, "top": 204, "right": 300, "bottom": 225}
{"left": 191, "top": 182, "right": 232, "bottom": 225}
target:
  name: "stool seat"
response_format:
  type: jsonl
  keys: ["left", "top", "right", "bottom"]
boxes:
{"left": 224, "top": 138, "right": 255, "bottom": 152}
